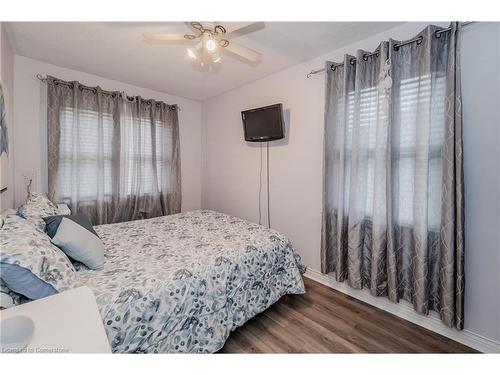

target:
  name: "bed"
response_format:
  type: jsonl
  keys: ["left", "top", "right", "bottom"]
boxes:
{"left": 76, "top": 210, "right": 306, "bottom": 353}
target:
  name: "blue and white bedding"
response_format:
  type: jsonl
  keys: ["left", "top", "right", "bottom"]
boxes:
{"left": 77, "top": 210, "right": 306, "bottom": 353}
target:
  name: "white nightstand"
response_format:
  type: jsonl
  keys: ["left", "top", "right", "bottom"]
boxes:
{"left": 0, "top": 286, "right": 111, "bottom": 353}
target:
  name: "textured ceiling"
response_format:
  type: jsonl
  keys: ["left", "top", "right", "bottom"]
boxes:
{"left": 7, "top": 22, "right": 403, "bottom": 101}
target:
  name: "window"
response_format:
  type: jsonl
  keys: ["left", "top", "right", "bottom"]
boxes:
{"left": 336, "top": 73, "right": 446, "bottom": 229}
{"left": 394, "top": 74, "right": 445, "bottom": 229}
{"left": 58, "top": 107, "right": 171, "bottom": 201}
{"left": 120, "top": 115, "right": 172, "bottom": 196}
{"left": 58, "top": 108, "right": 114, "bottom": 200}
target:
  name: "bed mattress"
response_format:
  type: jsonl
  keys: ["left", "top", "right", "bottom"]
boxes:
{"left": 77, "top": 210, "right": 306, "bottom": 353}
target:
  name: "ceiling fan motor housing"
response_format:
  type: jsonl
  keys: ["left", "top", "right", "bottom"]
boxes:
{"left": 184, "top": 22, "right": 229, "bottom": 47}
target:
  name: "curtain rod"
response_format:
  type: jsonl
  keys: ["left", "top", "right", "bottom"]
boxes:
{"left": 35, "top": 74, "right": 180, "bottom": 110}
{"left": 306, "top": 21, "right": 474, "bottom": 78}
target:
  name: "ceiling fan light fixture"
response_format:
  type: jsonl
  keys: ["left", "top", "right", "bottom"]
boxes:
{"left": 144, "top": 22, "right": 262, "bottom": 71}
{"left": 206, "top": 38, "right": 217, "bottom": 51}
{"left": 187, "top": 48, "right": 197, "bottom": 60}
{"left": 214, "top": 24, "right": 227, "bottom": 35}
{"left": 219, "top": 39, "right": 229, "bottom": 48}
{"left": 190, "top": 21, "right": 203, "bottom": 31}
{"left": 202, "top": 32, "right": 217, "bottom": 52}
{"left": 211, "top": 48, "right": 223, "bottom": 63}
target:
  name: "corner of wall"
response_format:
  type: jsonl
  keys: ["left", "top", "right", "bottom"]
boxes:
{"left": 200, "top": 99, "right": 209, "bottom": 210}
{"left": 0, "top": 22, "right": 15, "bottom": 211}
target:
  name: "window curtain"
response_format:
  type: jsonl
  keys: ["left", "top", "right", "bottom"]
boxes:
{"left": 321, "top": 22, "right": 464, "bottom": 329}
{"left": 47, "top": 76, "right": 181, "bottom": 225}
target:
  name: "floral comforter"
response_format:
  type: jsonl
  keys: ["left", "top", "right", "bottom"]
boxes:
{"left": 78, "top": 210, "right": 306, "bottom": 353}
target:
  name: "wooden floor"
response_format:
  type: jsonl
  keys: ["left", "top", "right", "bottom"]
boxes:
{"left": 220, "top": 277, "right": 476, "bottom": 353}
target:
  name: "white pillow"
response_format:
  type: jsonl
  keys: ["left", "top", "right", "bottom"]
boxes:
{"left": 44, "top": 214, "right": 104, "bottom": 270}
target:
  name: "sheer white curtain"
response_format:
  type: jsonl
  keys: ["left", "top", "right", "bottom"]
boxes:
{"left": 58, "top": 107, "right": 115, "bottom": 201}
{"left": 114, "top": 95, "right": 180, "bottom": 221}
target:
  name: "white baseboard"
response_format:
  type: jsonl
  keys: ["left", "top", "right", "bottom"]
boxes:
{"left": 304, "top": 268, "right": 500, "bottom": 353}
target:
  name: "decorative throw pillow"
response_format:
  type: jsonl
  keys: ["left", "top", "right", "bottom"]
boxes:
{"left": 0, "top": 281, "right": 15, "bottom": 309}
{"left": 1, "top": 208, "right": 17, "bottom": 229}
{"left": 0, "top": 215, "right": 80, "bottom": 300}
{"left": 56, "top": 203, "right": 71, "bottom": 215}
{"left": 16, "top": 193, "right": 59, "bottom": 231}
{"left": 44, "top": 214, "right": 105, "bottom": 270}
{"left": 0, "top": 263, "right": 57, "bottom": 299}
{"left": 0, "top": 289, "right": 14, "bottom": 309}
{"left": 0, "top": 280, "right": 29, "bottom": 308}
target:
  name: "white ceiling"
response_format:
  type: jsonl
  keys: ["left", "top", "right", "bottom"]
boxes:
{"left": 6, "top": 22, "right": 403, "bottom": 101}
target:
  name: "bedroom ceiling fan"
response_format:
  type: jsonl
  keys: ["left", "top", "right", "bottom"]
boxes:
{"left": 143, "top": 22, "right": 263, "bottom": 70}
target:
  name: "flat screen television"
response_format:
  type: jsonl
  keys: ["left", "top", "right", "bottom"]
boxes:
{"left": 241, "top": 103, "right": 284, "bottom": 142}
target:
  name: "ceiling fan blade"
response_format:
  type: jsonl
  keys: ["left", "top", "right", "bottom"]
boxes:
{"left": 224, "top": 42, "right": 261, "bottom": 63}
{"left": 143, "top": 33, "right": 193, "bottom": 43}
{"left": 227, "top": 22, "right": 265, "bottom": 38}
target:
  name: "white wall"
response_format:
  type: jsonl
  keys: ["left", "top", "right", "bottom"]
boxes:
{"left": 12, "top": 55, "right": 203, "bottom": 212}
{"left": 460, "top": 22, "right": 500, "bottom": 346}
{"left": 202, "top": 22, "right": 500, "bottom": 347}
{"left": 0, "top": 23, "right": 15, "bottom": 211}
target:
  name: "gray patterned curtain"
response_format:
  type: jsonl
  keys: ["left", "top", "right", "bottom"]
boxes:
{"left": 47, "top": 76, "right": 181, "bottom": 225}
{"left": 321, "top": 22, "right": 464, "bottom": 328}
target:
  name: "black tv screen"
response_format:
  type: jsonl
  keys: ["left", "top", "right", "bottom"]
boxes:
{"left": 241, "top": 103, "right": 284, "bottom": 142}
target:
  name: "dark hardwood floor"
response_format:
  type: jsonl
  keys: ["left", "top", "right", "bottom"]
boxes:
{"left": 220, "top": 277, "right": 477, "bottom": 353}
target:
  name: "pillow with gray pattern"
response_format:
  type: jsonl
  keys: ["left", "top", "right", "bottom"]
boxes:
{"left": 0, "top": 215, "right": 81, "bottom": 300}
{"left": 16, "top": 193, "right": 59, "bottom": 232}
{"left": 0, "top": 279, "right": 28, "bottom": 309}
